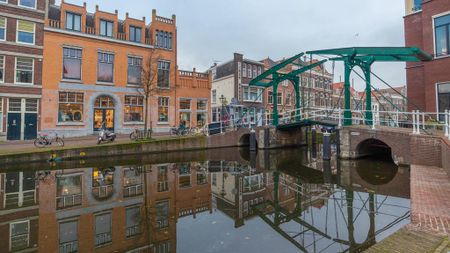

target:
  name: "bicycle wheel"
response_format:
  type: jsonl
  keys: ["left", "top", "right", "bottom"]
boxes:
{"left": 55, "top": 137, "right": 64, "bottom": 147}
{"left": 34, "top": 138, "right": 46, "bottom": 148}
{"left": 130, "top": 132, "right": 137, "bottom": 140}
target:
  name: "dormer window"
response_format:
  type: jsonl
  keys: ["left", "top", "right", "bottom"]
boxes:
{"left": 100, "top": 19, "right": 114, "bottom": 37}
{"left": 66, "top": 12, "right": 81, "bottom": 32}
{"left": 129, "top": 26, "right": 142, "bottom": 43}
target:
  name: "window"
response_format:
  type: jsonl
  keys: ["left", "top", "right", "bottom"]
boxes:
{"left": 155, "top": 241, "right": 171, "bottom": 253}
{"left": 129, "top": 26, "right": 142, "bottom": 43}
{"left": 0, "top": 55, "right": 4, "bottom": 82}
{"left": 124, "top": 95, "right": 144, "bottom": 122}
{"left": 438, "top": 83, "right": 450, "bottom": 121}
{"left": 179, "top": 98, "right": 191, "bottom": 110}
{"left": 19, "top": 0, "right": 36, "bottom": 8}
{"left": 156, "top": 30, "right": 172, "bottom": 49}
{"left": 56, "top": 175, "right": 82, "bottom": 209}
{"left": 197, "top": 171, "right": 207, "bottom": 185}
{"left": 413, "top": 0, "right": 422, "bottom": 11}
{"left": 4, "top": 172, "right": 36, "bottom": 208}
{"left": 277, "top": 92, "right": 282, "bottom": 105}
{"left": 17, "top": 20, "right": 35, "bottom": 44}
{"left": 95, "top": 213, "right": 112, "bottom": 246}
{"left": 10, "top": 221, "right": 29, "bottom": 252}
{"left": 65, "top": 12, "right": 81, "bottom": 31}
{"left": 155, "top": 200, "right": 169, "bottom": 229}
{"left": 286, "top": 93, "right": 292, "bottom": 105}
{"left": 179, "top": 164, "right": 191, "bottom": 188}
{"left": 123, "top": 169, "right": 143, "bottom": 197}
{"left": 58, "top": 92, "right": 83, "bottom": 122}
{"left": 15, "top": 57, "right": 33, "bottom": 84}
{"left": 157, "top": 166, "right": 169, "bottom": 192}
{"left": 435, "top": 14, "right": 450, "bottom": 57}
{"left": 63, "top": 48, "right": 82, "bottom": 80}
{"left": 197, "top": 99, "right": 207, "bottom": 111}
{"left": 253, "top": 65, "right": 257, "bottom": 77}
{"left": 157, "top": 61, "right": 170, "bottom": 88}
{"left": 242, "top": 63, "right": 247, "bottom": 77}
{"left": 258, "top": 66, "right": 262, "bottom": 75}
{"left": 212, "top": 90, "right": 217, "bottom": 103}
{"left": 0, "top": 17, "right": 5, "bottom": 41}
{"left": 128, "top": 57, "right": 142, "bottom": 85}
{"left": 126, "top": 206, "right": 141, "bottom": 237}
{"left": 243, "top": 87, "right": 262, "bottom": 102}
{"left": 100, "top": 20, "right": 114, "bottom": 37}
{"left": 97, "top": 52, "right": 114, "bottom": 83}
{"left": 158, "top": 97, "right": 169, "bottom": 122}
{"left": 268, "top": 91, "right": 273, "bottom": 104}
{"left": 248, "top": 65, "right": 252, "bottom": 78}
{"left": 59, "top": 220, "right": 78, "bottom": 253}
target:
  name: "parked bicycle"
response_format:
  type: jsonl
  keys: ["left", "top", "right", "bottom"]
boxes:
{"left": 130, "top": 129, "right": 152, "bottom": 141}
{"left": 170, "top": 126, "right": 188, "bottom": 136}
{"left": 34, "top": 133, "right": 64, "bottom": 148}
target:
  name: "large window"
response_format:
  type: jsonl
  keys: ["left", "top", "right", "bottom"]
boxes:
{"left": 435, "top": 14, "right": 450, "bottom": 57}
{"left": 10, "top": 221, "right": 30, "bottom": 252}
{"left": 158, "top": 97, "right": 169, "bottom": 122}
{"left": 127, "top": 56, "right": 142, "bottom": 85}
{"left": 15, "top": 57, "right": 33, "bottom": 84}
{"left": 438, "top": 83, "right": 450, "bottom": 121}
{"left": 63, "top": 48, "right": 82, "bottom": 80}
{"left": 19, "top": 0, "right": 36, "bottom": 8}
{"left": 212, "top": 90, "right": 217, "bottom": 104}
{"left": 155, "top": 30, "right": 172, "bottom": 49}
{"left": 179, "top": 98, "right": 191, "bottom": 110}
{"left": 268, "top": 91, "right": 273, "bottom": 104}
{"left": 56, "top": 175, "right": 82, "bottom": 209}
{"left": 157, "top": 61, "right": 170, "bottom": 88}
{"left": 157, "top": 166, "right": 169, "bottom": 192}
{"left": 124, "top": 95, "right": 144, "bottom": 122}
{"left": 123, "top": 169, "right": 143, "bottom": 197}
{"left": 0, "top": 17, "right": 5, "bottom": 41}
{"left": 58, "top": 92, "right": 83, "bottom": 123}
{"left": 99, "top": 19, "right": 114, "bottom": 37}
{"left": 17, "top": 20, "right": 35, "bottom": 44}
{"left": 0, "top": 55, "right": 4, "bottom": 82}
{"left": 286, "top": 93, "right": 292, "bottom": 105}
{"left": 178, "top": 164, "right": 191, "bottom": 188}
{"left": 95, "top": 213, "right": 112, "bottom": 246}
{"left": 277, "top": 92, "right": 282, "bottom": 105}
{"left": 197, "top": 99, "right": 207, "bottom": 111}
{"left": 59, "top": 220, "right": 78, "bottom": 253}
{"left": 126, "top": 206, "right": 141, "bottom": 237}
{"left": 97, "top": 52, "right": 114, "bottom": 83}
{"left": 129, "top": 26, "right": 142, "bottom": 43}
{"left": 243, "top": 87, "right": 263, "bottom": 102}
{"left": 155, "top": 200, "right": 169, "bottom": 229}
{"left": 65, "top": 12, "right": 81, "bottom": 31}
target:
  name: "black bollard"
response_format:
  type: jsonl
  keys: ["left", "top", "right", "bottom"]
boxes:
{"left": 250, "top": 130, "right": 257, "bottom": 151}
{"left": 323, "top": 160, "right": 332, "bottom": 184}
{"left": 311, "top": 128, "right": 317, "bottom": 145}
{"left": 323, "top": 132, "right": 331, "bottom": 160}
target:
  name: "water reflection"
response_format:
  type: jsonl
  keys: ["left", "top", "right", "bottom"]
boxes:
{"left": 0, "top": 147, "right": 410, "bottom": 253}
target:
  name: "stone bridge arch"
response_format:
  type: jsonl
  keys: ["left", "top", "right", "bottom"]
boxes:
{"left": 356, "top": 138, "right": 393, "bottom": 162}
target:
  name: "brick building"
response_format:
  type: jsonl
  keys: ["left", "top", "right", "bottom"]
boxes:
{"left": 209, "top": 53, "right": 265, "bottom": 125}
{"left": 42, "top": 1, "right": 210, "bottom": 137}
{"left": 0, "top": 0, "right": 46, "bottom": 140}
{"left": 404, "top": 0, "right": 450, "bottom": 120}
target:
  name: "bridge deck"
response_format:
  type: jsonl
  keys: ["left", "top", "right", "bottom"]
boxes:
{"left": 277, "top": 119, "right": 338, "bottom": 130}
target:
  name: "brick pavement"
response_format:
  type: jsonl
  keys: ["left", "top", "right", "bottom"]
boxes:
{"left": 411, "top": 165, "right": 450, "bottom": 235}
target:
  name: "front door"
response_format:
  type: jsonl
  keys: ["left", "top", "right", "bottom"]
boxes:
{"left": 7, "top": 113, "right": 21, "bottom": 140}
{"left": 94, "top": 109, "right": 114, "bottom": 131}
{"left": 24, "top": 113, "right": 37, "bottom": 140}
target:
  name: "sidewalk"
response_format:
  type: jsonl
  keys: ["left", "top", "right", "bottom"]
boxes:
{"left": 0, "top": 133, "right": 171, "bottom": 155}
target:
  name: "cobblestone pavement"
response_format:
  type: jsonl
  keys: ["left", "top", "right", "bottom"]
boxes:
{"left": 411, "top": 165, "right": 450, "bottom": 235}
{"left": 0, "top": 133, "right": 171, "bottom": 155}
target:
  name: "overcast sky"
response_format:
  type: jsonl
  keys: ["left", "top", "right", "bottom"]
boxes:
{"left": 59, "top": 0, "right": 407, "bottom": 91}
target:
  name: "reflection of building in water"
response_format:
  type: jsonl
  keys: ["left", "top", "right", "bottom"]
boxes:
{"left": 0, "top": 172, "right": 39, "bottom": 252}
{"left": 0, "top": 162, "right": 212, "bottom": 253}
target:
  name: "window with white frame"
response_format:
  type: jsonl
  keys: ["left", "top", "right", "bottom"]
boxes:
{"left": 243, "top": 87, "right": 262, "bottom": 102}
{"left": 126, "top": 206, "right": 141, "bottom": 237}
{"left": 19, "top": 0, "right": 36, "bottom": 8}
{"left": 277, "top": 92, "right": 282, "bottom": 105}
{"left": 15, "top": 57, "right": 33, "bottom": 84}
{"left": 157, "top": 60, "right": 170, "bottom": 88}
{"left": 286, "top": 93, "right": 292, "bottom": 105}
{"left": 253, "top": 65, "right": 257, "bottom": 77}
{"left": 127, "top": 56, "right": 142, "bottom": 85}
{"left": 434, "top": 14, "right": 450, "bottom": 57}
{"left": 124, "top": 95, "right": 144, "bottom": 122}
{"left": 97, "top": 52, "right": 114, "bottom": 83}
{"left": 268, "top": 91, "right": 273, "bottom": 104}
{"left": 17, "top": 20, "right": 35, "bottom": 44}
{"left": 10, "top": 221, "right": 30, "bottom": 252}
{"left": 247, "top": 65, "right": 252, "bottom": 78}
{"left": 258, "top": 66, "right": 262, "bottom": 75}
{"left": 58, "top": 92, "right": 83, "bottom": 122}
{"left": 0, "top": 98, "right": 2, "bottom": 132}
{"left": 63, "top": 47, "right": 82, "bottom": 80}
{"left": 59, "top": 220, "right": 78, "bottom": 253}
{"left": 179, "top": 98, "right": 191, "bottom": 110}
{"left": 212, "top": 89, "right": 217, "bottom": 103}
{"left": 242, "top": 63, "right": 247, "bottom": 77}
{"left": 0, "top": 0, "right": 6, "bottom": 3}
{"left": 158, "top": 97, "right": 169, "bottom": 122}
{"left": 0, "top": 55, "right": 4, "bottom": 82}
{"left": 0, "top": 17, "right": 5, "bottom": 41}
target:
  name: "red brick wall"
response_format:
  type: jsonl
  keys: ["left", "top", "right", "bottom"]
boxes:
{"left": 410, "top": 135, "right": 442, "bottom": 167}
{"left": 442, "top": 139, "right": 450, "bottom": 175}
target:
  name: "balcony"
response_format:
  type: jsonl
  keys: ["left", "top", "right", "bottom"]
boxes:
{"left": 56, "top": 194, "right": 82, "bottom": 209}
{"left": 92, "top": 185, "right": 114, "bottom": 200}
{"left": 126, "top": 225, "right": 141, "bottom": 238}
{"left": 123, "top": 184, "right": 143, "bottom": 197}
{"left": 95, "top": 232, "right": 112, "bottom": 247}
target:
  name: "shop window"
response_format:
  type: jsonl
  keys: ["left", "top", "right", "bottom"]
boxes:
{"left": 58, "top": 92, "right": 83, "bottom": 123}
{"left": 124, "top": 95, "right": 144, "bottom": 122}
{"left": 158, "top": 97, "right": 169, "bottom": 122}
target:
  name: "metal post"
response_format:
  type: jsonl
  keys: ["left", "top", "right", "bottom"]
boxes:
{"left": 338, "top": 108, "right": 342, "bottom": 128}
{"left": 294, "top": 77, "right": 301, "bottom": 122}
{"left": 272, "top": 76, "right": 279, "bottom": 126}
{"left": 416, "top": 110, "right": 421, "bottom": 134}
{"left": 412, "top": 110, "right": 417, "bottom": 134}
{"left": 343, "top": 60, "right": 353, "bottom": 126}
{"left": 364, "top": 67, "right": 373, "bottom": 126}
{"left": 371, "top": 115, "right": 375, "bottom": 130}
{"left": 422, "top": 112, "right": 425, "bottom": 132}
{"left": 445, "top": 110, "right": 449, "bottom": 137}
{"left": 323, "top": 132, "right": 331, "bottom": 160}
{"left": 220, "top": 120, "right": 223, "bottom": 134}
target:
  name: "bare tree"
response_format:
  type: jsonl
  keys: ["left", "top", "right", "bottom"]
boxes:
{"left": 138, "top": 49, "right": 159, "bottom": 138}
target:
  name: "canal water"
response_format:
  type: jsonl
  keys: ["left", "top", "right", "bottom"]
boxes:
{"left": 0, "top": 146, "right": 410, "bottom": 253}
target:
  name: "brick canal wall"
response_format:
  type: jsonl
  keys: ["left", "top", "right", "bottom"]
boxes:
{"left": 442, "top": 140, "right": 450, "bottom": 176}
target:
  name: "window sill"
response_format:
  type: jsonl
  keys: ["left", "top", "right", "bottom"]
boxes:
{"left": 124, "top": 122, "right": 144, "bottom": 125}
{"left": 156, "top": 122, "right": 170, "bottom": 125}
{"left": 61, "top": 79, "right": 82, "bottom": 83}
{"left": 127, "top": 84, "right": 142, "bottom": 87}
{"left": 96, "top": 82, "right": 115, "bottom": 86}
{"left": 157, "top": 87, "right": 171, "bottom": 90}
{"left": 434, "top": 54, "right": 450, "bottom": 60}
{"left": 57, "top": 122, "right": 84, "bottom": 126}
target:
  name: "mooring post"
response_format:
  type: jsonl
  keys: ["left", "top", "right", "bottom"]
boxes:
{"left": 250, "top": 129, "right": 257, "bottom": 151}
{"left": 323, "top": 131, "right": 331, "bottom": 160}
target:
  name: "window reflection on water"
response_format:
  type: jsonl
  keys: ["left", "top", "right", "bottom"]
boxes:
{"left": 0, "top": 147, "right": 411, "bottom": 253}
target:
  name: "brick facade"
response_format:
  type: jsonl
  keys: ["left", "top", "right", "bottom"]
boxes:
{"left": 0, "top": 0, "right": 45, "bottom": 140}
{"left": 404, "top": 0, "right": 450, "bottom": 113}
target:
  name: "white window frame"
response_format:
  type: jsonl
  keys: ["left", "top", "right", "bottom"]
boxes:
{"left": 14, "top": 57, "right": 34, "bottom": 85}
{"left": 158, "top": 96, "right": 170, "bottom": 123}
{"left": 212, "top": 89, "right": 217, "bottom": 104}
{"left": 18, "top": 0, "right": 36, "bottom": 9}
{"left": 0, "top": 0, "right": 8, "bottom": 4}
{"left": 432, "top": 11, "right": 450, "bottom": 59}
{"left": 0, "top": 97, "right": 3, "bottom": 132}
{"left": 16, "top": 20, "right": 35, "bottom": 45}
{"left": 62, "top": 46, "right": 83, "bottom": 81}
{"left": 9, "top": 220, "right": 30, "bottom": 252}
{"left": 0, "top": 16, "right": 6, "bottom": 42}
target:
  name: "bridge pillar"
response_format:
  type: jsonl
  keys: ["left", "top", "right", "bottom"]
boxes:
{"left": 344, "top": 60, "right": 353, "bottom": 126}
{"left": 272, "top": 77, "right": 279, "bottom": 126}
{"left": 323, "top": 132, "right": 331, "bottom": 160}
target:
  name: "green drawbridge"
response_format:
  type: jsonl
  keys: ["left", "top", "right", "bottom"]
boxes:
{"left": 249, "top": 47, "right": 432, "bottom": 127}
